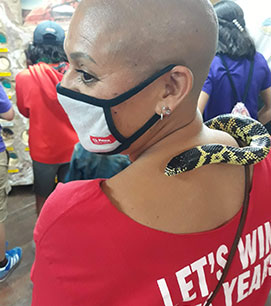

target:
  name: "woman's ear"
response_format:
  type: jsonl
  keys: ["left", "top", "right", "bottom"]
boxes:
{"left": 155, "top": 65, "right": 194, "bottom": 116}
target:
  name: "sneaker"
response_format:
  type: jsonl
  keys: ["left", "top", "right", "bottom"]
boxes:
{"left": 0, "top": 247, "right": 22, "bottom": 282}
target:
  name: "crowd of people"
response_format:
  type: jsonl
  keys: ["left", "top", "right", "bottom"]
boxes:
{"left": 0, "top": 0, "right": 270, "bottom": 305}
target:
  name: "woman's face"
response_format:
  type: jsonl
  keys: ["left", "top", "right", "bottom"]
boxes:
{"left": 61, "top": 3, "right": 163, "bottom": 144}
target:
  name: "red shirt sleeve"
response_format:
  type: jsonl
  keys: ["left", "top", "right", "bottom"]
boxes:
{"left": 31, "top": 183, "right": 74, "bottom": 306}
{"left": 31, "top": 249, "right": 72, "bottom": 306}
{"left": 15, "top": 71, "right": 30, "bottom": 118}
{"left": 31, "top": 181, "right": 97, "bottom": 306}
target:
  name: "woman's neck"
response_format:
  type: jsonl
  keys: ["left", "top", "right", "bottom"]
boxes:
{"left": 129, "top": 110, "right": 204, "bottom": 162}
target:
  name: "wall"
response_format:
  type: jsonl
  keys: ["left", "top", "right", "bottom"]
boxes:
{"left": 0, "top": 0, "right": 33, "bottom": 185}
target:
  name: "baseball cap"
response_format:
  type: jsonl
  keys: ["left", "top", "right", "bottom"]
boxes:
{"left": 33, "top": 20, "right": 65, "bottom": 46}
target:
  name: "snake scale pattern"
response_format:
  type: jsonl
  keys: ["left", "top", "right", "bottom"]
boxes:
{"left": 165, "top": 114, "right": 271, "bottom": 176}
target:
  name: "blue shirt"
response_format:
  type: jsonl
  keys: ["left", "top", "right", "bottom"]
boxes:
{"left": 0, "top": 84, "right": 12, "bottom": 152}
{"left": 202, "top": 52, "right": 271, "bottom": 121}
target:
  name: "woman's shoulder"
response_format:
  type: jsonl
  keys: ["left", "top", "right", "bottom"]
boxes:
{"left": 252, "top": 149, "right": 271, "bottom": 183}
{"left": 34, "top": 179, "right": 105, "bottom": 243}
{"left": 43, "top": 179, "right": 104, "bottom": 216}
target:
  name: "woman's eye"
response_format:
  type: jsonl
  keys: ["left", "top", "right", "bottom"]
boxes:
{"left": 76, "top": 69, "right": 96, "bottom": 84}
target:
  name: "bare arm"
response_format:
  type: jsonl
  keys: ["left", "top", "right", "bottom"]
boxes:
{"left": 0, "top": 107, "right": 14, "bottom": 121}
{"left": 197, "top": 91, "right": 210, "bottom": 114}
{"left": 258, "top": 87, "right": 271, "bottom": 125}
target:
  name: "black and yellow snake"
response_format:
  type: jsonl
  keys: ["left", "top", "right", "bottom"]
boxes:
{"left": 165, "top": 114, "right": 271, "bottom": 176}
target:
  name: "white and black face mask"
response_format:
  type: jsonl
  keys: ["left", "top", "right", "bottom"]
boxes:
{"left": 56, "top": 65, "right": 175, "bottom": 155}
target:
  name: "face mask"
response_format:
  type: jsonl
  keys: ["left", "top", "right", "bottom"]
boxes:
{"left": 57, "top": 64, "right": 175, "bottom": 155}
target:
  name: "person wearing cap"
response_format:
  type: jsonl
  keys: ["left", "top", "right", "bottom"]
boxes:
{"left": 0, "top": 84, "right": 22, "bottom": 282}
{"left": 16, "top": 20, "right": 78, "bottom": 216}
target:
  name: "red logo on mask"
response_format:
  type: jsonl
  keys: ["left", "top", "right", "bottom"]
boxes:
{"left": 90, "top": 135, "right": 116, "bottom": 145}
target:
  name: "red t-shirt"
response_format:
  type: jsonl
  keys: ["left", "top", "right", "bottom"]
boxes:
{"left": 16, "top": 62, "right": 78, "bottom": 164}
{"left": 31, "top": 153, "right": 271, "bottom": 306}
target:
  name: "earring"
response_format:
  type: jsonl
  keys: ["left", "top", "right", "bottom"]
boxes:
{"left": 160, "top": 106, "right": 172, "bottom": 120}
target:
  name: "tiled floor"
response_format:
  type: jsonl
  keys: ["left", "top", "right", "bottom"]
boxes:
{"left": 0, "top": 185, "right": 36, "bottom": 306}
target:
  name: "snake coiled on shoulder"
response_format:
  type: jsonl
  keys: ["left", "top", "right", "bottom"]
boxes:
{"left": 165, "top": 114, "right": 271, "bottom": 176}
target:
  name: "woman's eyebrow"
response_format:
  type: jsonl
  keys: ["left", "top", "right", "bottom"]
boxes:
{"left": 70, "top": 52, "right": 97, "bottom": 64}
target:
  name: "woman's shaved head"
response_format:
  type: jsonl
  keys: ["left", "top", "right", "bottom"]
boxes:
{"left": 61, "top": 0, "right": 219, "bottom": 158}
{"left": 67, "top": 0, "right": 218, "bottom": 92}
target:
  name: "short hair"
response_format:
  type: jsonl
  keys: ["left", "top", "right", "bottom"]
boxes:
{"left": 214, "top": 0, "right": 256, "bottom": 60}
{"left": 25, "top": 43, "right": 68, "bottom": 65}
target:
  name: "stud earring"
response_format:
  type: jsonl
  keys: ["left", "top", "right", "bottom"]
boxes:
{"left": 160, "top": 106, "right": 172, "bottom": 120}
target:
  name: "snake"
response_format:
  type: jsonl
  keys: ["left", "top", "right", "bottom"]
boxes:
{"left": 165, "top": 114, "right": 271, "bottom": 176}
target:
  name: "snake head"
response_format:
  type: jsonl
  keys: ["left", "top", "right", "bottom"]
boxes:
{"left": 165, "top": 149, "right": 202, "bottom": 176}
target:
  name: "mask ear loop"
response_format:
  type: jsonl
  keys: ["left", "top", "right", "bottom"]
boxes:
{"left": 160, "top": 106, "right": 172, "bottom": 120}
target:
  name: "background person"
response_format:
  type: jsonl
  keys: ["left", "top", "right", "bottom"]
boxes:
{"left": 0, "top": 84, "right": 22, "bottom": 282}
{"left": 65, "top": 142, "right": 131, "bottom": 181}
{"left": 235, "top": 0, "right": 271, "bottom": 133}
{"left": 235, "top": 0, "right": 271, "bottom": 69}
{"left": 16, "top": 20, "right": 78, "bottom": 216}
{"left": 31, "top": 0, "right": 271, "bottom": 305}
{"left": 198, "top": 0, "right": 271, "bottom": 123}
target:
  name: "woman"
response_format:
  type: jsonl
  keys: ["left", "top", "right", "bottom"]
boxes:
{"left": 198, "top": 1, "right": 271, "bottom": 124}
{"left": 31, "top": 1, "right": 271, "bottom": 305}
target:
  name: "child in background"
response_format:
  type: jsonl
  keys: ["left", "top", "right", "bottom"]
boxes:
{"left": 0, "top": 84, "right": 21, "bottom": 282}
{"left": 198, "top": 0, "right": 271, "bottom": 124}
{"left": 16, "top": 21, "right": 78, "bottom": 216}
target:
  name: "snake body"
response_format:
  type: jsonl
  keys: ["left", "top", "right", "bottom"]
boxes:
{"left": 165, "top": 114, "right": 271, "bottom": 176}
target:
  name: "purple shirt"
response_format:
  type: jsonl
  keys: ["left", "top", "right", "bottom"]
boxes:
{"left": 202, "top": 52, "right": 271, "bottom": 121}
{"left": 0, "top": 84, "right": 12, "bottom": 152}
